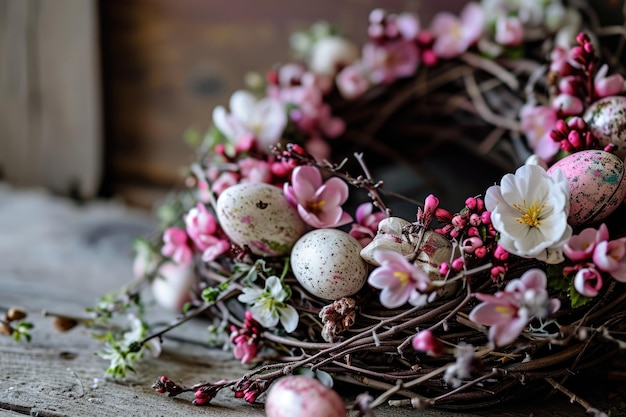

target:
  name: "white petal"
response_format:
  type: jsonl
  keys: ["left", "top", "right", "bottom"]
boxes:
{"left": 250, "top": 304, "right": 279, "bottom": 328}
{"left": 265, "top": 276, "right": 287, "bottom": 301}
{"left": 230, "top": 90, "right": 256, "bottom": 124}
{"left": 279, "top": 305, "right": 299, "bottom": 333}
{"left": 238, "top": 287, "right": 262, "bottom": 304}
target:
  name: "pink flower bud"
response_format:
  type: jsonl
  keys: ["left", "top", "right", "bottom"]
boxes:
{"left": 567, "top": 130, "right": 583, "bottom": 149}
{"left": 494, "top": 245, "right": 509, "bottom": 261}
{"left": 567, "top": 116, "right": 587, "bottom": 131}
{"left": 552, "top": 93, "right": 583, "bottom": 116}
{"left": 412, "top": 330, "right": 445, "bottom": 356}
{"left": 474, "top": 246, "right": 488, "bottom": 258}
{"left": 466, "top": 226, "right": 480, "bottom": 237}
{"left": 558, "top": 76, "right": 580, "bottom": 96}
{"left": 573, "top": 268, "right": 603, "bottom": 297}
{"left": 481, "top": 211, "right": 491, "bottom": 224}
{"left": 451, "top": 257, "right": 464, "bottom": 271}
{"left": 452, "top": 215, "right": 467, "bottom": 228}
{"left": 422, "top": 49, "right": 438, "bottom": 66}
{"left": 490, "top": 265, "right": 506, "bottom": 280}
{"left": 465, "top": 197, "right": 477, "bottom": 210}
{"left": 475, "top": 198, "right": 484, "bottom": 212}
{"left": 435, "top": 208, "right": 453, "bottom": 223}
{"left": 469, "top": 213, "right": 482, "bottom": 226}
{"left": 439, "top": 262, "right": 450, "bottom": 275}
{"left": 595, "top": 73, "right": 626, "bottom": 98}
{"left": 462, "top": 237, "right": 483, "bottom": 254}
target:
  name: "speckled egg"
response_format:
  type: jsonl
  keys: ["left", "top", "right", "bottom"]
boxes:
{"left": 584, "top": 96, "right": 626, "bottom": 160}
{"left": 216, "top": 183, "right": 307, "bottom": 257}
{"left": 291, "top": 229, "right": 368, "bottom": 300}
{"left": 547, "top": 150, "right": 626, "bottom": 225}
{"left": 265, "top": 376, "right": 346, "bottom": 417}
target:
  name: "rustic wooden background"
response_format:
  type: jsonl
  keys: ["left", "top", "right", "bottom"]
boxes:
{"left": 98, "top": 0, "right": 469, "bottom": 208}
{"left": 1, "top": 0, "right": 625, "bottom": 208}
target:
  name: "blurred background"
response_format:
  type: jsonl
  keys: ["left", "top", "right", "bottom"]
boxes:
{"left": 0, "top": 0, "right": 623, "bottom": 210}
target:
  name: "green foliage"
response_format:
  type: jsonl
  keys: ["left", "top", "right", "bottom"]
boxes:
{"left": 569, "top": 285, "right": 592, "bottom": 308}
{"left": 11, "top": 321, "right": 33, "bottom": 343}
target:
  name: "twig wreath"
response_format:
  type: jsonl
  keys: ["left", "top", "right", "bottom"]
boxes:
{"left": 36, "top": 1, "right": 626, "bottom": 415}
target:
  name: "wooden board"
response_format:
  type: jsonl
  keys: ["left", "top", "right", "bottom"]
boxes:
{"left": 0, "top": 184, "right": 624, "bottom": 416}
{"left": 0, "top": 0, "right": 102, "bottom": 199}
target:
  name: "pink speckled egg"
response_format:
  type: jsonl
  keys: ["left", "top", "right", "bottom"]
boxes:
{"left": 584, "top": 96, "right": 626, "bottom": 160}
{"left": 216, "top": 183, "right": 307, "bottom": 257}
{"left": 291, "top": 229, "right": 368, "bottom": 300}
{"left": 265, "top": 376, "right": 346, "bottom": 417}
{"left": 547, "top": 150, "right": 626, "bottom": 226}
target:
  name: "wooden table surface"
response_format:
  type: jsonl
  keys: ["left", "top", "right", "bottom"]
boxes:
{"left": 0, "top": 183, "right": 624, "bottom": 417}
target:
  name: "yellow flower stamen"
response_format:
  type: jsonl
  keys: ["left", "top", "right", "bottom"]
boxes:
{"left": 513, "top": 200, "right": 545, "bottom": 227}
{"left": 495, "top": 305, "right": 515, "bottom": 318}
{"left": 393, "top": 271, "right": 409, "bottom": 286}
{"left": 308, "top": 200, "right": 326, "bottom": 214}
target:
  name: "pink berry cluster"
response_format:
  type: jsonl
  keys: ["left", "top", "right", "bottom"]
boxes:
{"left": 548, "top": 32, "right": 625, "bottom": 152}
{"left": 434, "top": 196, "right": 509, "bottom": 281}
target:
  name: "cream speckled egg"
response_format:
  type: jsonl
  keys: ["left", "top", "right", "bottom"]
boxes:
{"left": 584, "top": 96, "right": 626, "bottom": 160}
{"left": 265, "top": 376, "right": 346, "bottom": 417}
{"left": 547, "top": 150, "right": 626, "bottom": 226}
{"left": 216, "top": 183, "right": 307, "bottom": 256}
{"left": 291, "top": 229, "right": 368, "bottom": 300}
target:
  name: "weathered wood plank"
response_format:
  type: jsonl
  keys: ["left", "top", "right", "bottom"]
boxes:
{"left": 0, "top": 0, "right": 101, "bottom": 199}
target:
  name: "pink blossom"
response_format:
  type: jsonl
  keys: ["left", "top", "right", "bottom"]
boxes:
{"left": 349, "top": 202, "right": 387, "bottom": 247}
{"left": 284, "top": 165, "right": 352, "bottom": 228}
{"left": 184, "top": 204, "right": 230, "bottom": 262}
{"left": 593, "top": 238, "right": 626, "bottom": 282}
{"left": 368, "top": 250, "right": 431, "bottom": 309}
{"left": 211, "top": 171, "right": 239, "bottom": 195}
{"left": 336, "top": 63, "right": 370, "bottom": 100}
{"left": 161, "top": 227, "right": 193, "bottom": 266}
{"left": 238, "top": 157, "right": 273, "bottom": 184}
{"left": 594, "top": 64, "right": 626, "bottom": 98}
{"left": 494, "top": 16, "right": 524, "bottom": 46}
{"left": 431, "top": 2, "right": 484, "bottom": 59}
{"left": 563, "top": 224, "right": 608, "bottom": 262}
{"left": 573, "top": 267, "right": 603, "bottom": 297}
{"left": 412, "top": 329, "right": 445, "bottom": 356}
{"left": 469, "top": 269, "right": 560, "bottom": 347}
{"left": 519, "top": 105, "right": 560, "bottom": 162}
{"left": 229, "top": 311, "right": 262, "bottom": 364}
{"left": 552, "top": 93, "right": 583, "bottom": 116}
{"left": 361, "top": 40, "right": 420, "bottom": 84}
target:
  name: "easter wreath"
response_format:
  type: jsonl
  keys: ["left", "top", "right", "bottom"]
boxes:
{"left": 41, "top": 1, "right": 626, "bottom": 415}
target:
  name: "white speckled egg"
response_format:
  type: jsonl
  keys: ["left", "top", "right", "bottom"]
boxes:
{"left": 547, "top": 150, "right": 626, "bottom": 225}
{"left": 291, "top": 229, "right": 368, "bottom": 300}
{"left": 265, "top": 376, "right": 346, "bottom": 417}
{"left": 584, "top": 96, "right": 626, "bottom": 160}
{"left": 216, "top": 183, "right": 307, "bottom": 256}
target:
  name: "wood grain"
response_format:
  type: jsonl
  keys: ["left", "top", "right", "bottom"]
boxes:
{"left": 0, "top": 0, "right": 101, "bottom": 199}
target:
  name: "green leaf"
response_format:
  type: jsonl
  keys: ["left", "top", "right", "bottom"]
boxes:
{"left": 201, "top": 287, "right": 220, "bottom": 304}
{"left": 547, "top": 265, "right": 570, "bottom": 292}
{"left": 570, "top": 285, "right": 592, "bottom": 308}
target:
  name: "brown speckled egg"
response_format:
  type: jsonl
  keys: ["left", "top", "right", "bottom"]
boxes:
{"left": 547, "top": 150, "right": 626, "bottom": 226}
{"left": 584, "top": 96, "right": 626, "bottom": 160}
{"left": 291, "top": 229, "right": 368, "bottom": 300}
{"left": 216, "top": 183, "right": 307, "bottom": 256}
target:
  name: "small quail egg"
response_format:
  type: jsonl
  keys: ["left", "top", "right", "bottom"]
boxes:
{"left": 291, "top": 228, "right": 368, "bottom": 300}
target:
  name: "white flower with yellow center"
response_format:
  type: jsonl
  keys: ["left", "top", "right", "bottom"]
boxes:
{"left": 485, "top": 164, "right": 572, "bottom": 264}
{"left": 238, "top": 276, "right": 299, "bottom": 333}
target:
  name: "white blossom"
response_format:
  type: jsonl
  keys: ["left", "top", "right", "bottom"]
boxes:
{"left": 485, "top": 164, "right": 572, "bottom": 264}
{"left": 238, "top": 276, "right": 299, "bottom": 333}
